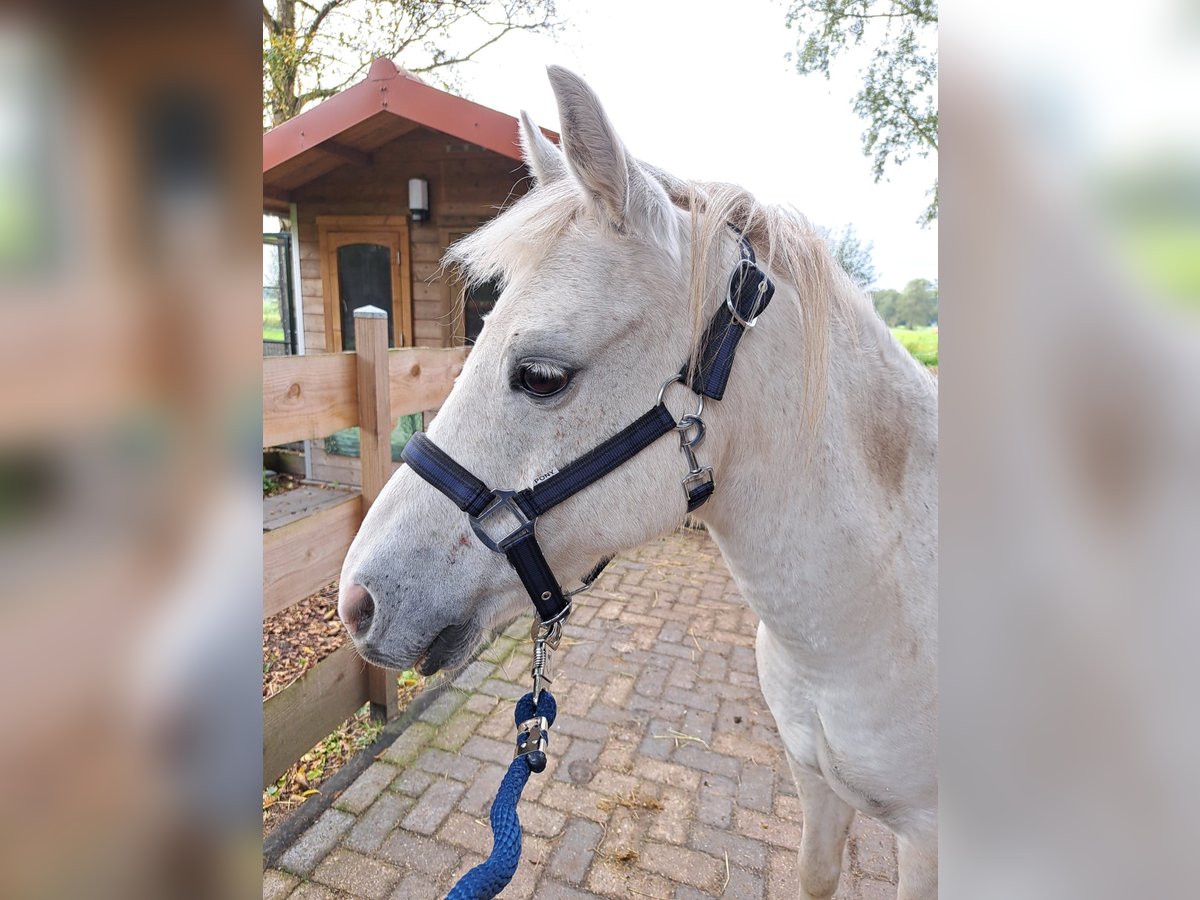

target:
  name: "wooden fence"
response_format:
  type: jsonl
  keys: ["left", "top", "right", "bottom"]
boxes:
{"left": 263, "top": 307, "right": 467, "bottom": 787}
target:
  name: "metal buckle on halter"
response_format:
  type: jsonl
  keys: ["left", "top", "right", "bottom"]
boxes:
{"left": 469, "top": 489, "right": 535, "bottom": 553}
{"left": 677, "top": 413, "right": 715, "bottom": 502}
{"left": 726, "top": 259, "right": 769, "bottom": 329}
{"left": 682, "top": 466, "right": 715, "bottom": 493}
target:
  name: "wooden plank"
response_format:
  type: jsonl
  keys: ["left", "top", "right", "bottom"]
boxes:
{"left": 356, "top": 311, "right": 398, "bottom": 720}
{"left": 320, "top": 141, "right": 373, "bottom": 167}
{"left": 389, "top": 347, "right": 465, "bottom": 414}
{"left": 354, "top": 311, "right": 391, "bottom": 509}
{"left": 263, "top": 493, "right": 362, "bottom": 620}
{"left": 263, "top": 484, "right": 359, "bottom": 532}
{"left": 263, "top": 643, "right": 369, "bottom": 787}
{"left": 263, "top": 352, "right": 358, "bottom": 447}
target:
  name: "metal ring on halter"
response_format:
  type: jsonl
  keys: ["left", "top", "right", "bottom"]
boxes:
{"left": 657, "top": 374, "right": 704, "bottom": 422}
{"left": 676, "top": 414, "right": 706, "bottom": 448}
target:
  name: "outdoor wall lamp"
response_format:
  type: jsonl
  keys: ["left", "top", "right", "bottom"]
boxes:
{"left": 409, "top": 177, "right": 430, "bottom": 222}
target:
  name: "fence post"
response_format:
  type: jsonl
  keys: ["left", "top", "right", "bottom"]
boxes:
{"left": 354, "top": 306, "right": 399, "bottom": 721}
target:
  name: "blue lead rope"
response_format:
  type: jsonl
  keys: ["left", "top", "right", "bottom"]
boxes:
{"left": 445, "top": 690, "right": 557, "bottom": 900}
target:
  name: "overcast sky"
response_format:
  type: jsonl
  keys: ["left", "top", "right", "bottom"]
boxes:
{"left": 451, "top": 0, "right": 938, "bottom": 291}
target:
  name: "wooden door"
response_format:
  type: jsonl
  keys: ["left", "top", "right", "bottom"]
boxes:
{"left": 318, "top": 219, "right": 412, "bottom": 352}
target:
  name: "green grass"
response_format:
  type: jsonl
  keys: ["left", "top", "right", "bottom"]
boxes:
{"left": 891, "top": 326, "right": 938, "bottom": 367}
{"left": 1117, "top": 220, "right": 1200, "bottom": 310}
{"left": 263, "top": 305, "right": 285, "bottom": 343}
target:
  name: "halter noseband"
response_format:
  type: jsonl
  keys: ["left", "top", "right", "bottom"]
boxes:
{"left": 401, "top": 232, "right": 774, "bottom": 633}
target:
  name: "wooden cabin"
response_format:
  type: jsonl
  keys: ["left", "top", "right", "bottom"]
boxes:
{"left": 262, "top": 59, "right": 553, "bottom": 485}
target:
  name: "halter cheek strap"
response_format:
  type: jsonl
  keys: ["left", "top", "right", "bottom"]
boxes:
{"left": 401, "top": 233, "right": 773, "bottom": 627}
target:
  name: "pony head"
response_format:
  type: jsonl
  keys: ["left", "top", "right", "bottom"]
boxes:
{"left": 337, "top": 67, "right": 705, "bottom": 674}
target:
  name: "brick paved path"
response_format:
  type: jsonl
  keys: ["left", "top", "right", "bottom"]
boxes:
{"left": 265, "top": 529, "right": 899, "bottom": 899}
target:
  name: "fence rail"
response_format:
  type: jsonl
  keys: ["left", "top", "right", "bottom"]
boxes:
{"left": 263, "top": 345, "right": 465, "bottom": 448}
{"left": 263, "top": 313, "right": 465, "bottom": 787}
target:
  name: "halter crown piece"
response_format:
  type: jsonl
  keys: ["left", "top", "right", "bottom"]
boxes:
{"left": 403, "top": 232, "right": 774, "bottom": 900}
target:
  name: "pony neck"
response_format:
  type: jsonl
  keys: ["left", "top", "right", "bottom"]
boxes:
{"left": 696, "top": 273, "right": 938, "bottom": 653}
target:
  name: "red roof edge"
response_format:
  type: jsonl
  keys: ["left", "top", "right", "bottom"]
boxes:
{"left": 264, "top": 59, "right": 559, "bottom": 177}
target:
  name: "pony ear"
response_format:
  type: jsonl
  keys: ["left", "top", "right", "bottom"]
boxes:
{"left": 546, "top": 65, "right": 670, "bottom": 232}
{"left": 519, "top": 110, "right": 566, "bottom": 185}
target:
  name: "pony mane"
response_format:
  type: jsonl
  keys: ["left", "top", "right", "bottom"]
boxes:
{"left": 446, "top": 166, "right": 852, "bottom": 432}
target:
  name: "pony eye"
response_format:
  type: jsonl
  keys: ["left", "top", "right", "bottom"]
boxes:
{"left": 515, "top": 361, "right": 572, "bottom": 398}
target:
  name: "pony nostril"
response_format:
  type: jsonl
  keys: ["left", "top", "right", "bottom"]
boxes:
{"left": 339, "top": 583, "right": 375, "bottom": 638}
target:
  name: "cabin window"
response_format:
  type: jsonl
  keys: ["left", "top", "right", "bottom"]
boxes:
{"left": 463, "top": 278, "right": 502, "bottom": 345}
{"left": 336, "top": 242, "right": 394, "bottom": 350}
{"left": 262, "top": 232, "right": 296, "bottom": 356}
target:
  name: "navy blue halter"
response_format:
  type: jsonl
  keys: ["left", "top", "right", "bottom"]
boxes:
{"left": 401, "top": 233, "right": 774, "bottom": 627}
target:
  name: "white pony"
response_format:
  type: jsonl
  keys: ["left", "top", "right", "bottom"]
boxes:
{"left": 339, "top": 67, "right": 937, "bottom": 899}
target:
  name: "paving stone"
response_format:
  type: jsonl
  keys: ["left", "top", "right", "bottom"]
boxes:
{"left": 690, "top": 823, "right": 770, "bottom": 870}
{"left": 414, "top": 747, "right": 480, "bottom": 782}
{"left": 344, "top": 791, "right": 413, "bottom": 853}
{"left": 665, "top": 684, "right": 719, "bottom": 712}
{"left": 766, "top": 846, "right": 799, "bottom": 899}
{"left": 378, "top": 722, "right": 435, "bottom": 766}
{"left": 387, "top": 874, "right": 444, "bottom": 900}
{"left": 312, "top": 849, "right": 401, "bottom": 899}
{"left": 377, "top": 829, "right": 462, "bottom": 876}
{"left": 278, "top": 808, "right": 354, "bottom": 876}
{"left": 675, "top": 742, "right": 744, "bottom": 779}
{"left": 532, "top": 881, "right": 605, "bottom": 899}
{"left": 856, "top": 876, "right": 900, "bottom": 898}
{"left": 478, "top": 678, "right": 524, "bottom": 700}
{"left": 638, "top": 840, "right": 724, "bottom": 891}
{"left": 456, "top": 761, "right": 508, "bottom": 817}
{"left": 463, "top": 692, "right": 499, "bottom": 715}
{"left": 459, "top": 733, "right": 514, "bottom": 765}
{"left": 698, "top": 784, "right": 736, "bottom": 829}
{"left": 736, "top": 763, "right": 776, "bottom": 813}
{"left": 286, "top": 884, "right": 337, "bottom": 900}
{"left": 552, "top": 739, "right": 603, "bottom": 784}
{"left": 417, "top": 689, "right": 467, "bottom": 726}
{"left": 585, "top": 855, "right": 676, "bottom": 899}
{"left": 437, "top": 811, "right": 492, "bottom": 856}
{"left": 451, "top": 659, "right": 495, "bottom": 691}
{"left": 538, "top": 781, "right": 611, "bottom": 824}
{"left": 334, "top": 761, "right": 398, "bottom": 815}
{"left": 401, "top": 779, "right": 466, "bottom": 835}
{"left": 431, "top": 710, "right": 482, "bottom": 752}
{"left": 545, "top": 817, "right": 604, "bottom": 885}
{"left": 851, "top": 816, "right": 898, "bottom": 881}
{"left": 551, "top": 715, "right": 609, "bottom": 743}
{"left": 263, "top": 869, "right": 297, "bottom": 900}
{"left": 733, "top": 805, "right": 804, "bottom": 850}
{"left": 721, "top": 865, "right": 767, "bottom": 899}
{"left": 519, "top": 802, "right": 568, "bottom": 838}
{"left": 635, "top": 758, "right": 702, "bottom": 791}
{"left": 774, "top": 792, "right": 803, "bottom": 823}
{"left": 389, "top": 767, "right": 433, "bottom": 798}
{"left": 637, "top": 719, "right": 677, "bottom": 761}
{"left": 646, "top": 785, "right": 692, "bottom": 845}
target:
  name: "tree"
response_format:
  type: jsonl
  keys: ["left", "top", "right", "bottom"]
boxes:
{"left": 872, "top": 279, "right": 936, "bottom": 326}
{"left": 872, "top": 287, "right": 900, "bottom": 325}
{"left": 822, "top": 224, "right": 877, "bottom": 289}
{"left": 896, "top": 277, "right": 937, "bottom": 326}
{"left": 263, "top": 1, "right": 559, "bottom": 127}
{"left": 785, "top": 0, "right": 938, "bottom": 225}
